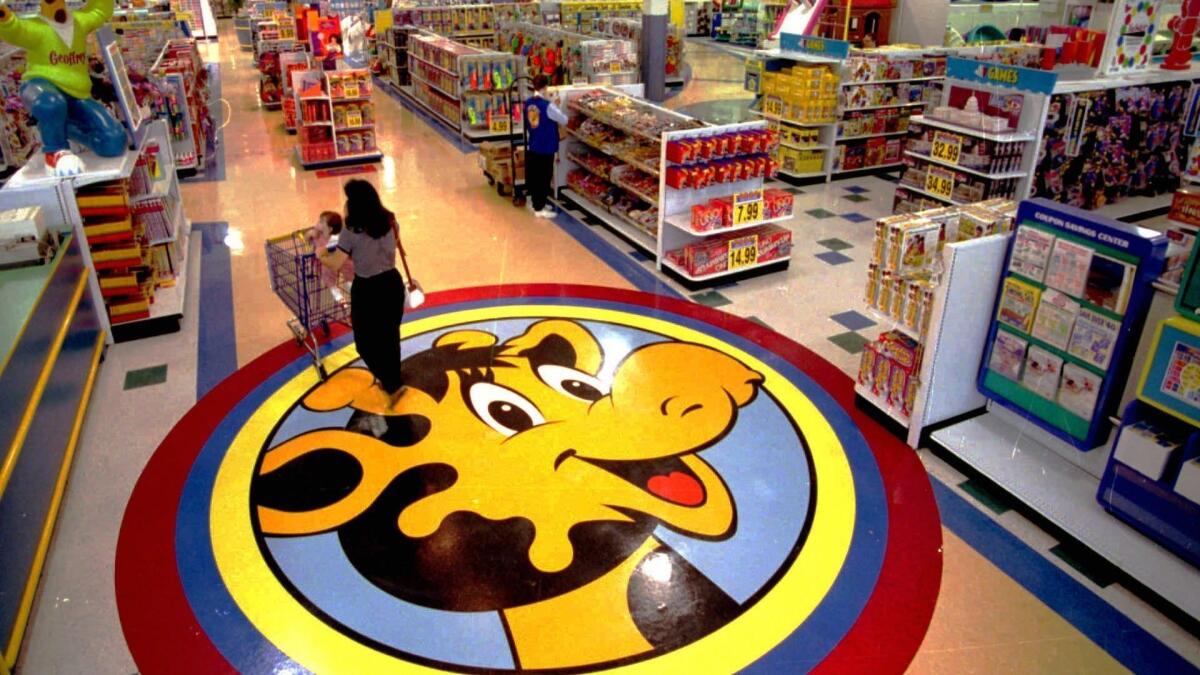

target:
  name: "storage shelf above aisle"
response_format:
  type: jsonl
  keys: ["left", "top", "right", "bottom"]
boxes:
{"left": 664, "top": 212, "right": 792, "bottom": 236}
{"left": 904, "top": 151, "right": 1028, "bottom": 179}
{"left": 909, "top": 115, "right": 1037, "bottom": 142}
{"left": 663, "top": 254, "right": 792, "bottom": 282}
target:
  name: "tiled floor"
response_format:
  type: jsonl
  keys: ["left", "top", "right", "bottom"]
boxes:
{"left": 11, "top": 23, "right": 1200, "bottom": 675}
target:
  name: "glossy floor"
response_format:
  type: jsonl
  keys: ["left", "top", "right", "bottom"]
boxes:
{"left": 12, "top": 21, "right": 1200, "bottom": 674}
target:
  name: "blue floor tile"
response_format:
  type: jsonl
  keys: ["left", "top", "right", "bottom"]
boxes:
{"left": 843, "top": 186, "right": 870, "bottom": 194}
{"left": 629, "top": 249, "right": 654, "bottom": 262}
{"left": 815, "top": 251, "right": 853, "bottom": 265}
{"left": 830, "top": 310, "right": 876, "bottom": 331}
{"left": 840, "top": 212, "right": 872, "bottom": 223}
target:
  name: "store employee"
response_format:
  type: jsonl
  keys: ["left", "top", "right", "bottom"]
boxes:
{"left": 524, "top": 74, "right": 568, "bottom": 219}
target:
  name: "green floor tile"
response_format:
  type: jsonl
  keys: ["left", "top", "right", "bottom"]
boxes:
{"left": 690, "top": 291, "right": 732, "bottom": 308}
{"left": 827, "top": 331, "right": 869, "bottom": 354}
{"left": 745, "top": 315, "right": 772, "bottom": 329}
{"left": 817, "top": 237, "right": 854, "bottom": 252}
{"left": 959, "top": 478, "right": 1012, "bottom": 515}
{"left": 805, "top": 208, "right": 837, "bottom": 219}
{"left": 124, "top": 364, "right": 168, "bottom": 390}
{"left": 845, "top": 194, "right": 871, "bottom": 203}
{"left": 1049, "top": 543, "right": 1117, "bottom": 588}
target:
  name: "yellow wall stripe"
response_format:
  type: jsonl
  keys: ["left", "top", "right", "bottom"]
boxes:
{"left": 2, "top": 330, "right": 105, "bottom": 669}
{"left": 0, "top": 272, "right": 87, "bottom": 502}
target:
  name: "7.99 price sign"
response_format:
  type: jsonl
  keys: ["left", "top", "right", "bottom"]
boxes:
{"left": 732, "top": 189, "right": 764, "bottom": 226}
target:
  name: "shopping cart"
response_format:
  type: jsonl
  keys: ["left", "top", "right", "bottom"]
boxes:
{"left": 265, "top": 228, "right": 352, "bottom": 379}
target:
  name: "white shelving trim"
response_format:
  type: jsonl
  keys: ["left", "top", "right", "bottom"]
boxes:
{"left": 836, "top": 130, "right": 909, "bottom": 142}
{"left": 779, "top": 140, "right": 830, "bottom": 151}
{"left": 560, "top": 187, "right": 657, "bottom": 253}
{"left": 841, "top": 101, "right": 928, "bottom": 112}
{"left": 751, "top": 110, "right": 836, "bottom": 127}
{"left": 664, "top": 212, "right": 792, "bottom": 236}
{"left": 663, "top": 254, "right": 791, "bottom": 282}
{"left": 854, "top": 382, "right": 912, "bottom": 427}
{"left": 909, "top": 115, "right": 1037, "bottom": 142}
{"left": 896, "top": 182, "right": 965, "bottom": 204}
{"left": 903, "top": 151, "right": 1030, "bottom": 179}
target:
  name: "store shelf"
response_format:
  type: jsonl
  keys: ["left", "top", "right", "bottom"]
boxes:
{"left": 407, "top": 51, "right": 458, "bottom": 76}
{"left": 777, "top": 169, "right": 828, "bottom": 179}
{"left": 612, "top": 176, "right": 659, "bottom": 205}
{"left": 663, "top": 254, "right": 792, "bottom": 283}
{"left": 302, "top": 119, "right": 333, "bottom": 127}
{"left": 834, "top": 162, "right": 905, "bottom": 174}
{"left": 931, "top": 408, "right": 1200, "bottom": 623}
{"left": 463, "top": 124, "right": 522, "bottom": 140}
{"left": 565, "top": 153, "right": 616, "bottom": 181}
{"left": 560, "top": 187, "right": 657, "bottom": 253}
{"left": 751, "top": 110, "right": 836, "bottom": 127}
{"left": 836, "top": 130, "right": 909, "bottom": 142}
{"left": 841, "top": 76, "right": 942, "bottom": 86}
{"left": 334, "top": 125, "right": 375, "bottom": 133}
{"left": 664, "top": 211, "right": 792, "bottom": 236}
{"left": 330, "top": 96, "right": 373, "bottom": 103}
{"left": 413, "top": 76, "right": 458, "bottom": 100}
{"left": 854, "top": 382, "right": 911, "bottom": 427}
{"left": 896, "top": 182, "right": 966, "bottom": 205}
{"left": 909, "top": 115, "right": 1037, "bottom": 142}
{"left": 841, "top": 101, "right": 929, "bottom": 112}
{"left": 779, "top": 140, "right": 830, "bottom": 151}
{"left": 566, "top": 128, "right": 660, "bottom": 176}
{"left": 903, "top": 151, "right": 1028, "bottom": 179}
{"left": 568, "top": 102, "right": 667, "bottom": 144}
{"left": 399, "top": 85, "right": 461, "bottom": 131}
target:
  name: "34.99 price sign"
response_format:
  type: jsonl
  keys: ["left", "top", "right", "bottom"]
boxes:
{"left": 733, "top": 189, "right": 764, "bottom": 226}
{"left": 924, "top": 166, "right": 955, "bottom": 201}
{"left": 728, "top": 234, "right": 759, "bottom": 271}
{"left": 930, "top": 131, "right": 962, "bottom": 165}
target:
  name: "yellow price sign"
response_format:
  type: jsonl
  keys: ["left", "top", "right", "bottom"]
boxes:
{"left": 490, "top": 117, "right": 511, "bottom": 134}
{"left": 345, "top": 111, "right": 363, "bottom": 128}
{"left": 930, "top": 131, "right": 962, "bottom": 165}
{"left": 343, "top": 83, "right": 360, "bottom": 99}
{"left": 732, "top": 189, "right": 765, "bottom": 226}
{"left": 728, "top": 234, "right": 760, "bottom": 271}
{"left": 610, "top": 61, "right": 623, "bottom": 73}
{"left": 924, "top": 166, "right": 955, "bottom": 201}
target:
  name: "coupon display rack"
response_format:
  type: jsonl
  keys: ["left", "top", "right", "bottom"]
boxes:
{"left": 556, "top": 87, "right": 796, "bottom": 289}
{"left": 152, "top": 39, "right": 214, "bottom": 175}
{"left": 400, "top": 32, "right": 524, "bottom": 142}
{"left": 498, "top": 22, "right": 638, "bottom": 86}
{"left": 894, "top": 57, "right": 1053, "bottom": 214}
{"left": 294, "top": 68, "right": 383, "bottom": 169}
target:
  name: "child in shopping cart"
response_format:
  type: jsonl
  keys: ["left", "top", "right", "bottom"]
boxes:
{"left": 308, "top": 211, "right": 355, "bottom": 303}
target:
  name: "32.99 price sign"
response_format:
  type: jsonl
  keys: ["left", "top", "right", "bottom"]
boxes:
{"left": 733, "top": 189, "right": 764, "bottom": 226}
{"left": 728, "top": 234, "right": 760, "bottom": 271}
{"left": 930, "top": 131, "right": 962, "bottom": 165}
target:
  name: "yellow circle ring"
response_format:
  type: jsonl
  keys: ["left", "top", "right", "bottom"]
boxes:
{"left": 210, "top": 304, "right": 856, "bottom": 673}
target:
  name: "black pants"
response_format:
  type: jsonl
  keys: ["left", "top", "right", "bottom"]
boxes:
{"left": 527, "top": 150, "right": 555, "bottom": 211}
{"left": 350, "top": 268, "right": 405, "bottom": 394}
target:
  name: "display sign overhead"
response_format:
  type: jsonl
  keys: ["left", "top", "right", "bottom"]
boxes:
{"left": 946, "top": 57, "right": 1058, "bottom": 95}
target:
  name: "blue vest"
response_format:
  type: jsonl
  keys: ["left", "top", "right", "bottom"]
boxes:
{"left": 524, "top": 96, "right": 559, "bottom": 155}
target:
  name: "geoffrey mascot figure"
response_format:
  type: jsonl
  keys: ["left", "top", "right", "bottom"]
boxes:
{"left": 0, "top": 0, "right": 127, "bottom": 176}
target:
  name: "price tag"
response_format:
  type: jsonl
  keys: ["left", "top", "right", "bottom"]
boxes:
{"left": 728, "top": 234, "right": 760, "bottom": 271}
{"left": 490, "top": 117, "right": 511, "bottom": 133}
{"left": 344, "top": 82, "right": 360, "bottom": 99}
{"left": 924, "top": 166, "right": 955, "bottom": 201}
{"left": 732, "top": 189, "right": 764, "bottom": 226}
{"left": 610, "top": 61, "right": 622, "bottom": 73}
{"left": 930, "top": 131, "right": 962, "bottom": 165}
{"left": 346, "top": 111, "right": 363, "bottom": 128}
{"left": 764, "top": 97, "right": 784, "bottom": 116}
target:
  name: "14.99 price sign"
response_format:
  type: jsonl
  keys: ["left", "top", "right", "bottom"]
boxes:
{"left": 728, "top": 234, "right": 759, "bottom": 271}
{"left": 930, "top": 131, "right": 962, "bottom": 165}
{"left": 733, "top": 189, "right": 764, "bottom": 226}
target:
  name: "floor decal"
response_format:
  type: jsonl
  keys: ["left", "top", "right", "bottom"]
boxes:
{"left": 115, "top": 285, "right": 941, "bottom": 674}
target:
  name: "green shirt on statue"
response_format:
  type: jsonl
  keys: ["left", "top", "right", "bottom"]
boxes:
{"left": 0, "top": 0, "right": 114, "bottom": 100}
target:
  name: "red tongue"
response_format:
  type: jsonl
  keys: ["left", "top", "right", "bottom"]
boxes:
{"left": 646, "top": 471, "right": 704, "bottom": 506}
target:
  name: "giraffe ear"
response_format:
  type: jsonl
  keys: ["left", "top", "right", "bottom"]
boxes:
{"left": 434, "top": 330, "right": 498, "bottom": 350}
{"left": 302, "top": 367, "right": 374, "bottom": 411}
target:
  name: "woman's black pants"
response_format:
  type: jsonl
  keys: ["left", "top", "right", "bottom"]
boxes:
{"left": 350, "top": 268, "right": 405, "bottom": 394}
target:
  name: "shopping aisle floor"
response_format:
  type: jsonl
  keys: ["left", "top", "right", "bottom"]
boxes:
{"left": 13, "top": 23, "right": 1200, "bottom": 674}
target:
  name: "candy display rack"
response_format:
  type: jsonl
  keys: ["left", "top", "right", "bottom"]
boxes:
{"left": 400, "top": 31, "right": 525, "bottom": 142}
{"left": 498, "top": 22, "right": 638, "bottom": 86}
{"left": 556, "top": 87, "right": 797, "bottom": 288}
{"left": 293, "top": 68, "right": 383, "bottom": 169}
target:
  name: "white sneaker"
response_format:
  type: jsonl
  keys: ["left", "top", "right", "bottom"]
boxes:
{"left": 535, "top": 207, "right": 555, "bottom": 218}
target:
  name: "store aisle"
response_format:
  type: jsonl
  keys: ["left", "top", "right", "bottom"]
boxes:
{"left": 11, "top": 20, "right": 1200, "bottom": 675}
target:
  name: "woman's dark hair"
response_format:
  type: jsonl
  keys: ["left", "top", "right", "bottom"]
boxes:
{"left": 344, "top": 179, "right": 392, "bottom": 239}
{"left": 531, "top": 74, "right": 549, "bottom": 91}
